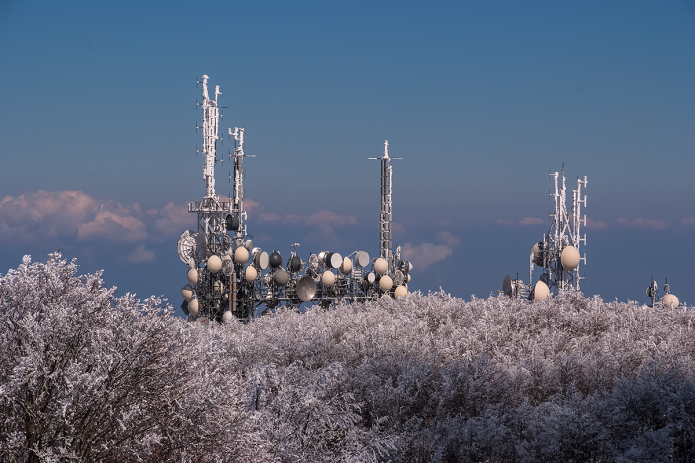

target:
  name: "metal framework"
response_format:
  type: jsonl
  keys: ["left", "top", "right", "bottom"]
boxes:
{"left": 529, "top": 167, "right": 587, "bottom": 296}
{"left": 178, "top": 75, "right": 413, "bottom": 323}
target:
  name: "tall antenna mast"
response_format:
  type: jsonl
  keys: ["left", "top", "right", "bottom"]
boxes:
{"left": 369, "top": 140, "right": 402, "bottom": 268}
{"left": 228, "top": 127, "right": 254, "bottom": 247}
{"left": 200, "top": 75, "right": 222, "bottom": 198}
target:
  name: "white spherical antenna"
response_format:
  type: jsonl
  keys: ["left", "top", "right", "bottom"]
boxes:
{"left": 339, "top": 256, "right": 352, "bottom": 274}
{"left": 222, "top": 311, "right": 233, "bottom": 323}
{"left": 177, "top": 230, "right": 197, "bottom": 264}
{"left": 187, "top": 268, "right": 198, "bottom": 286}
{"left": 374, "top": 258, "right": 388, "bottom": 275}
{"left": 234, "top": 246, "right": 249, "bottom": 264}
{"left": 322, "top": 270, "right": 336, "bottom": 286}
{"left": 207, "top": 255, "right": 223, "bottom": 273}
{"left": 663, "top": 294, "right": 679, "bottom": 308}
{"left": 379, "top": 274, "right": 393, "bottom": 292}
{"left": 561, "top": 246, "right": 580, "bottom": 271}
{"left": 394, "top": 285, "right": 407, "bottom": 299}
{"left": 367, "top": 272, "right": 376, "bottom": 283}
{"left": 534, "top": 280, "right": 549, "bottom": 301}
{"left": 188, "top": 298, "right": 199, "bottom": 317}
{"left": 245, "top": 266, "right": 258, "bottom": 282}
{"left": 181, "top": 284, "right": 193, "bottom": 301}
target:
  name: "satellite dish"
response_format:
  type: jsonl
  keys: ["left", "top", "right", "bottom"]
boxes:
{"left": 308, "top": 254, "right": 319, "bottom": 270}
{"left": 269, "top": 251, "right": 282, "bottom": 269}
{"left": 392, "top": 269, "right": 404, "bottom": 286}
{"left": 288, "top": 255, "right": 303, "bottom": 273}
{"left": 339, "top": 257, "right": 352, "bottom": 275}
{"left": 234, "top": 246, "right": 249, "bottom": 264}
{"left": 534, "top": 280, "right": 549, "bottom": 301}
{"left": 322, "top": 270, "right": 336, "bottom": 287}
{"left": 187, "top": 268, "right": 198, "bottom": 286}
{"left": 502, "top": 275, "right": 513, "bottom": 297}
{"left": 274, "top": 269, "right": 289, "bottom": 286}
{"left": 177, "top": 230, "right": 197, "bottom": 264}
{"left": 225, "top": 214, "right": 240, "bottom": 231}
{"left": 531, "top": 242, "right": 545, "bottom": 267}
{"left": 326, "top": 252, "right": 342, "bottom": 269}
{"left": 254, "top": 250, "right": 269, "bottom": 270}
{"left": 379, "top": 274, "right": 393, "bottom": 292}
{"left": 367, "top": 272, "right": 376, "bottom": 283}
{"left": 207, "top": 255, "right": 222, "bottom": 273}
{"left": 394, "top": 285, "right": 407, "bottom": 299}
{"left": 188, "top": 298, "right": 199, "bottom": 317}
{"left": 663, "top": 294, "right": 679, "bottom": 308}
{"left": 296, "top": 276, "right": 317, "bottom": 302}
{"left": 222, "top": 311, "right": 233, "bottom": 323}
{"left": 318, "top": 251, "right": 327, "bottom": 268}
{"left": 561, "top": 246, "right": 580, "bottom": 271}
{"left": 355, "top": 251, "right": 370, "bottom": 268}
{"left": 374, "top": 258, "right": 388, "bottom": 275}
{"left": 245, "top": 266, "right": 258, "bottom": 282}
{"left": 181, "top": 284, "right": 193, "bottom": 301}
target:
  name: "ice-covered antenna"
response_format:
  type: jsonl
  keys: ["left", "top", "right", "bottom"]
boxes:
{"left": 369, "top": 140, "right": 402, "bottom": 266}
{"left": 228, "top": 127, "right": 255, "bottom": 246}
{"left": 199, "top": 75, "right": 222, "bottom": 198}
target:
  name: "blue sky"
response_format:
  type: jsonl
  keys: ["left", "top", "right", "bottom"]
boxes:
{"left": 1, "top": 1, "right": 694, "bottom": 308}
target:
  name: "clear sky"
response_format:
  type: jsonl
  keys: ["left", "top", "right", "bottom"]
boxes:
{"left": 1, "top": 0, "right": 694, "bottom": 309}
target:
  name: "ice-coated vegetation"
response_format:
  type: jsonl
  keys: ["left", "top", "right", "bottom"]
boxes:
{"left": 2, "top": 255, "right": 694, "bottom": 462}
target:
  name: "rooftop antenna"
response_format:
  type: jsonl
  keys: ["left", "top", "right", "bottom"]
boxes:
{"left": 369, "top": 140, "right": 402, "bottom": 271}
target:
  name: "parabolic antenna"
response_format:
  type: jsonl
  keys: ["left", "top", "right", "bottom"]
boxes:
{"left": 296, "top": 276, "right": 317, "bottom": 302}
{"left": 254, "top": 250, "right": 269, "bottom": 270}
{"left": 308, "top": 254, "right": 319, "bottom": 270}
{"left": 326, "top": 252, "right": 342, "bottom": 269}
{"left": 355, "top": 251, "right": 370, "bottom": 268}
{"left": 561, "top": 246, "right": 580, "bottom": 271}
{"left": 393, "top": 269, "right": 404, "bottom": 286}
{"left": 177, "top": 230, "right": 197, "bottom": 264}
{"left": 534, "top": 280, "right": 550, "bottom": 301}
{"left": 663, "top": 294, "right": 679, "bottom": 308}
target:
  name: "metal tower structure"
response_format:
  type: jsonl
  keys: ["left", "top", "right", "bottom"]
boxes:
{"left": 369, "top": 140, "right": 402, "bottom": 270}
{"left": 529, "top": 167, "right": 587, "bottom": 297}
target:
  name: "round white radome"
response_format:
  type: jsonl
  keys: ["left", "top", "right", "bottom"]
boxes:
{"left": 187, "top": 268, "right": 198, "bottom": 286}
{"left": 222, "top": 311, "right": 233, "bottom": 323}
{"left": 207, "top": 255, "right": 223, "bottom": 273}
{"left": 274, "top": 269, "right": 290, "bottom": 286}
{"left": 534, "top": 280, "right": 550, "bottom": 301}
{"left": 322, "top": 270, "right": 336, "bottom": 286}
{"left": 375, "top": 258, "right": 388, "bottom": 275}
{"left": 394, "top": 285, "right": 407, "bottom": 299}
{"left": 561, "top": 246, "right": 580, "bottom": 271}
{"left": 188, "top": 298, "right": 199, "bottom": 317}
{"left": 340, "top": 256, "right": 352, "bottom": 274}
{"left": 245, "top": 266, "right": 258, "bottom": 282}
{"left": 181, "top": 284, "right": 193, "bottom": 301}
{"left": 663, "top": 294, "right": 680, "bottom": 308}
{"left": 379, "top": 274, "right": 393, "bottom": 292}
{"left": 234, "top": 246, "right": 249, "bottom": 264}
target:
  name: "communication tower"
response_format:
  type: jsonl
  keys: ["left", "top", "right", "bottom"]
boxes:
{"left": 528, "top": 167, "right": 587, "bottom": 300}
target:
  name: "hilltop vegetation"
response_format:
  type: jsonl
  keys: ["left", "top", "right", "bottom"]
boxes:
{"left": 2, "top": 255, "right": 694, "bottom": 462}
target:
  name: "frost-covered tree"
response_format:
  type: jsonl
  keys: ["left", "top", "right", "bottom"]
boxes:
{"left": 3, "top": 254, "right": 695, "bottom": 462}
{"left": 0, "top": 254, "right": 266, "bottom": 462}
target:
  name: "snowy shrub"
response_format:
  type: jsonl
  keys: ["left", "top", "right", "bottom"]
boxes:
{"left": 2, "top": 255, "right": 694, "bottom": 462}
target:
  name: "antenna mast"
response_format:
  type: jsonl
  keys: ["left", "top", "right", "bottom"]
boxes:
{"left": 369, "top": 140, "right": 402, "bottom": 269}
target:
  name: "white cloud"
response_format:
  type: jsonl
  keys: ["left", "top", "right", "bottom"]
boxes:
{"left": 125, "top": 245, "right": 156, "bottom": 264}
{"left": 436, "top": 231, "right": 461, "bottom": 247}
{"left": 401, "top": 242, "right": 453, "bottom": 271}
{"left": 616, "top": 218, "right": 669, "bottom": 230}
{"left": 0, "top": 190, "right": 146, "bottom": 243}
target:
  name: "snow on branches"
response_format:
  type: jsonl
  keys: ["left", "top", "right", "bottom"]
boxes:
{"left": 2, "top": 255, "right": 695, "bottom": 462}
